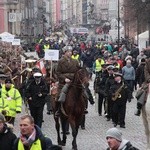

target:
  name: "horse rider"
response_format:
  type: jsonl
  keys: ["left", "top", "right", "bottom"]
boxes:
{"left": 55, "top": 45, "right": 80, "bottom": 117}
{"left": 135, "top": 56, "right": 150, "bottom": 116}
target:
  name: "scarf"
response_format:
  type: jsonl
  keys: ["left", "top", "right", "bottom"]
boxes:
{"left": 20, "top": 128, "right": 36, "bottom": 147}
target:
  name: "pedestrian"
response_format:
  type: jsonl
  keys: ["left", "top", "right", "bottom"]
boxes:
{"left": 0, "top": 113, "right": 17, "bottom": 150}
{"left": 26, "top": 72, "right": 48, "bottom": 128}
{"left": 122, "top": 59, "right": 135, "bottom": 98}
{"left": 13, "top": 115, "right": 53, "bottom": 150}
{"left": 136, "top": 58, "right": 146, "bottom": 88}
{"left": 106, "top": 128, "right": 139, "bottom": 150}
{"left": 1, "top": 78, "right": 22, "bottom": 125}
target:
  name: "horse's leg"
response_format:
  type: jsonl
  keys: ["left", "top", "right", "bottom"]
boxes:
{"left": 142, "top": 105, "right": 150, "bottom": 149}
{"left": 54, "top": 117, "right": 62, "bottom": 145}
{"left": 70, "top": 120, "right": 78, "bottom": 150}
{"left": 52, "top": 96, "right": 62, "bottom": 145}
{"left": 60, "top": 116, "right": 67, "bottom": 146}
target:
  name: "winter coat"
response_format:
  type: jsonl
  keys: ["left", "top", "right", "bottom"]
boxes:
{"left": 13, "top": 125, "right": 52, "bottom": 150}
{"left": 136, "top": 63, "right": 145, "bottom": 86}
{"left": 26, "top": 79, "right": 48, "bottom": 107}
{"left": 106, "top": 139, "right": 139, "bottom": 150}
{"left": 56, "top": 56, "right": 79, "bottom": 85}
{"left": 0, "top": 124, "right": 17, "bottom": 150}
{"left": 122, "top": 65, "right": 135, "bottom": 81}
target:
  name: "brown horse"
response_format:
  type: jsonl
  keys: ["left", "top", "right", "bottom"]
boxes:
{"left": 51, "top": 68, "right": 89, "bottom": 150}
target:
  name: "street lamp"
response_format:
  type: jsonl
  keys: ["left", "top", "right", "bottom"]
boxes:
{"left": 117, "top": 0, "right": 120, "bottom": 48}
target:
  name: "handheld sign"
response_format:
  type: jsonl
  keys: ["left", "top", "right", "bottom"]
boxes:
{"left": 44, "top": 49, "right": 59, "bottom": 61}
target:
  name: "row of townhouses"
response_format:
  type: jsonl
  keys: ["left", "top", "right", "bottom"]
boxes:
{"left": 0, "top": 0, "right": 121, "bottom": 38}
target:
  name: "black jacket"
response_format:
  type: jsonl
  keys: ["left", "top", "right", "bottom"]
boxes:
{"left": 0, "top": 124, "right": 17, "bottom": 150}
{"left": 13, "top": 125, "right": 52, "bottom": 150}
{"left": 26, "top": 79, "right": 48, "bottom": 107}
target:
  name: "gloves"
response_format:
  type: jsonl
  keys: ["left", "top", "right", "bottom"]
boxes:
{"left": 38, "top": 93, "right": 42, "bottom": 97}
{"left": 90, "top": 101, "right": 95, "bottom": 105}
{"left": 65, "top": 78, "right": 71, "bottom": 83}
{"left": 16, "top": 111, "right": 21, "bottom": 114}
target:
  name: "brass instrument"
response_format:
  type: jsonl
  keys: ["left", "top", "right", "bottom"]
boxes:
{"left": 112, "top": 82, "right": 124, "bottom": 101}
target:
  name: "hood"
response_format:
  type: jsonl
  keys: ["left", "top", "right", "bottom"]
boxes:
{"left": 118, "top": 139, "right": 130, "bottom": 150}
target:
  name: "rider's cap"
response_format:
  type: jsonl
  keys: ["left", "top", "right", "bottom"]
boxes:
{"left": 62, "top": 46, "right": 73, "bottom": 53}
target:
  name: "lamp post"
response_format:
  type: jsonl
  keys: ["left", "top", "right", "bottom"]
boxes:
{"left": 141, "top": 0, "right": 150, "bottom": 46}
{"left": 118, "top": 0, "right": 120, "bottom": 48}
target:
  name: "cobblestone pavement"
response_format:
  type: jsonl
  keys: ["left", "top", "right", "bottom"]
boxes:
{"left": 14, "top": 81, "right": 147, "bottom": 150}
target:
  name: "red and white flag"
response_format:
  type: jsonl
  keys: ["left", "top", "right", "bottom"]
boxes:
{"left": 36, "top": 59, "right": 46, "bottom": 76}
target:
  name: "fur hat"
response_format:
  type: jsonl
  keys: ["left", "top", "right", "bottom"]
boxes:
{"left": 62, "top": 46, "right": 73, "bottom": 53}
{"left": 106, "top": 128, "right": 122, "bottom": 141}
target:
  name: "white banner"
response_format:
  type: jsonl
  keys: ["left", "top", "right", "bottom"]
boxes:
{"left": 1, "top": 36, "right": 14, "bottom": 42}
{"left": 44, "top": 49, "right": 59, "bottom": 61}
{"left": 24, "top": 52, "right": 39, "bottom": 59}
{"left": 12, "top": 39, "right": 21, "bottom": 45}
{"left": 9, "top": 13, "right": 16, "bottom": 22}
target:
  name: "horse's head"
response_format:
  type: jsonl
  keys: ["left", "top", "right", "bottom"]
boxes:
{"left": 74, "top": 67, "right": 89, "bottom": 85}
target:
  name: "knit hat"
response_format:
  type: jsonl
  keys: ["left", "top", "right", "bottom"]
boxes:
{"left": 5, "top": 78, "right": 12, "bottom": 84}
{"left": 0, "top": 113, "right": 5, "bottom": 123}
{"left": 106, "top": 128, "right": 122, "bottom": 141}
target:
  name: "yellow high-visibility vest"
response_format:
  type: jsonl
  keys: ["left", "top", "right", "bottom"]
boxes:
{"left": 44, "top": 45, "right": 50, "bottom": 51}
{"left": 71, "top": 54, "right": 79, "bottom": 60}
{"left": 18, "top": 139, "right": 42, "bottom": 150}
{"left": 95, "top": 59, "right": 105, "bottom": 72}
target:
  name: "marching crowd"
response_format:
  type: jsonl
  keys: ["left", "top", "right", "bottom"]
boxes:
{"left": 0, "top": 35, "right": 150, "bottom": 150}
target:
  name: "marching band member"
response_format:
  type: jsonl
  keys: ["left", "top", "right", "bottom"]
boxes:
{"left": 111, "top": 73, "right": 131, "bottom": 128}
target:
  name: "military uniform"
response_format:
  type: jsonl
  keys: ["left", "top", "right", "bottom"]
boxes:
{"left": 111, "top": 77, "right": 131, "bottom": 128}
{"left": 57, "top": 56, "right": 79, "bottom": 91}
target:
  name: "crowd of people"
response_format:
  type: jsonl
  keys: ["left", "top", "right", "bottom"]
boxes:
{"left": 0, "top": 33, "right": 150, "bottom": 149}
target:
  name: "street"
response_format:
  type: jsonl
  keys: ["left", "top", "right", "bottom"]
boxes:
{"left": 14, "top": 81, "right": 146, "bottom": 150}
